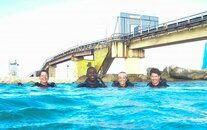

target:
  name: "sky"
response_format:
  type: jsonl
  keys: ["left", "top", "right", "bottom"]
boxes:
{"left": 0, "top": 0, "right": 207, "bottom": 78}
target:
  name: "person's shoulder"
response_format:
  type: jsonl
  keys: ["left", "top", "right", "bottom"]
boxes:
{"left": 97, "top": 78, "right": 107, "bottom": 88}
{"left": 32, "top": 82, "right": 56, "bottom": 87}
{"left": 33, "top": 82, "right": 41, "bottom": 87}
{"left": 160, "top": 79, "right": 169, "bottom": 87}
{"left": 126, "top": 81, "right": 134, "bottom": 87}
{"left": 97, "top": 82, "right": 106, "bottom": 88}
{"left": 48, "top": 82, "right": 56, "bottom": 87}
{"left": 77, "top": 82, "right": 87, "bottom": 88}
{"left": 112, "top": 81, "right": 119, "bottom": 87}
{"left": 17, "top": 82, "right": 24, "bottom": 86}
{"left": 147, "top": 82, "right": 153, "bottom": 87}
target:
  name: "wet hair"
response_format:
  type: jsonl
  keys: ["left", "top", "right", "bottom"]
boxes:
{"left": 39, "top": 70, "right": 49, "bottom": 77}
{"left": 118, "top": 71, "right": 127, "bottom": 78}
{"left": 150, "top": 68, "right": 161, "bottom": 76}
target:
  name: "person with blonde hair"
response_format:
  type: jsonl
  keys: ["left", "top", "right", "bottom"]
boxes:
{"left": 112, "top": 72, "right": 134, "bottom": 88}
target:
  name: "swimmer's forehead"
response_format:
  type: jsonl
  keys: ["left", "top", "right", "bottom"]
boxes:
{"left": 118, "top": 72, "right": 127, "bottom": 77}
{"left": 87, "top": 67, "right": 96, "bottom": 73}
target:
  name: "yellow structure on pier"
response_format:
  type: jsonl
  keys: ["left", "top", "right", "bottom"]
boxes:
{"left": 40, "top": 11, "right": 207, "bottom": 79}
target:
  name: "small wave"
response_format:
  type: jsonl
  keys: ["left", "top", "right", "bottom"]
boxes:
{"left": 0, "top": 82, "right": 207, "bottom": 129}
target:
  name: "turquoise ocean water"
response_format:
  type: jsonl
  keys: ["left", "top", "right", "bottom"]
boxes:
{"left": 1, "top": 81, "right": 207, "bottom": 130}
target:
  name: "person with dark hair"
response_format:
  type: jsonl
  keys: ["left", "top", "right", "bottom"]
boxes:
{"left": 33, "top": 70, "right": 56, "bottom": 89}
{"left": 147, "top": 68, "right": 169, "bottom": 88}
{"left": 112, "top": 72, "right": 134, "bottom": 88}
{"left": 77, "top": 67, "right": 107, "bottom": 88}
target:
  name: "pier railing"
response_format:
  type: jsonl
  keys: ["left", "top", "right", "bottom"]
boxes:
{"left": 41, "top": 11, "right": 207, "bottom": 70}
{"left": 112, "top": 11, "right": 207, "bottom": 40}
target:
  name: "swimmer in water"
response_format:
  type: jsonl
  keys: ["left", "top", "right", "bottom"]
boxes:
{"left": 112, "top": 72, "right": 134, "bottom": 88}
{"left": 77, "top": 67, "right": 106, "bottom": 88}
{"left": 147, "top": 68, "right": 169, "bottom": 88}
{"left": 33, "top": 70, "right": 56, "bottom": 89}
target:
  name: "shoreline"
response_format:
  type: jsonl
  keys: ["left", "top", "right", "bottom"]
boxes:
{"left": 1, "top": 66, "right": 207, "bottom": 84}
{"left": 0, "top": 76, "right": 74, "bottom": 84}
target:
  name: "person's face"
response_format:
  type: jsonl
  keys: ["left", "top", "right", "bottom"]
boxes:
{"left": 150, "top": 73, "right": 160, "bottom": 85}
{"left": 39, "top": 72, "right": 49, "bottom": 85}
{"left": 118, "top": 74, "right": 127, "bottom": 87}
{"left": 87, "top": 68, "right": 97, "bottom": 81}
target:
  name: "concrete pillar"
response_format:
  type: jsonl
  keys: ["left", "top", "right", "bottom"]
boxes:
{"left": 111, "top": 41, "right": 145, "bottom": 58}
{"left": 111, "top": 41, "right": 127, "bottom": 58}
{"left": 124, "top": 58, "right": 142, "bottom": 74}
{"left": 48, "top": 65, "right": 56, "bottom": 77}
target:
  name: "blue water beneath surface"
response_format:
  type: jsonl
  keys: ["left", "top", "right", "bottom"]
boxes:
{"left": 1, "top": 81, "right": 207, "bottom": 130}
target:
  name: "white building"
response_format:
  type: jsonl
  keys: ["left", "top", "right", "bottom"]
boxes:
{"left": 9, "top": 60, "right": 19, "bottom": 76}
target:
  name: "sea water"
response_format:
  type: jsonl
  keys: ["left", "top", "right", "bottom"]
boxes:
{"left": 0, "top": 81, "right": 207, "bottom": 130}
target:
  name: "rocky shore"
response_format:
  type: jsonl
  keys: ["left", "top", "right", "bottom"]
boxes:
{"left": 76, "top": 65, "right": 207, "bottom": 83}
{"left": 0, "top": 76, "right": 73, "bottom": 84}
{"left": 1, "top": 66, "right": 207, "bottom": 84}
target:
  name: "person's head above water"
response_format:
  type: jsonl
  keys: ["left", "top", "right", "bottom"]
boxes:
{"left": 86, "top": 67, "right": 97, "bottom": 82}
{"left": 117, "top": 72, "right": 128, "bottom": 87}
{"left": 112, "top": 71, "right": 134, "bottom": 88}
{"left": 32, "top": 70, "right": 56, "bottom": 89}
{"left": 149, "top": 68, "right": 161, "bottom": 86}
{"left": 39, "top": 70, "right": 49, "bottom": 86}
{"left": 77, "top": 66, "right": 106, "bottom": 88}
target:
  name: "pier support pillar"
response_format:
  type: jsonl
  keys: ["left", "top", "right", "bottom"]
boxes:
{"left": 48, "top": 65, "right": 56, "bottom": 77}
{"left": 124, "top": 58, "right": 142, "bottom": 74}
{"left": 111, "top": 41, "right": 145, "bottom": 58}
{"left": 73, "top": 47, "right": 110, "bottom": 79}
{"left": 111, "top": 41, "right": 145, "bottom": 74}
